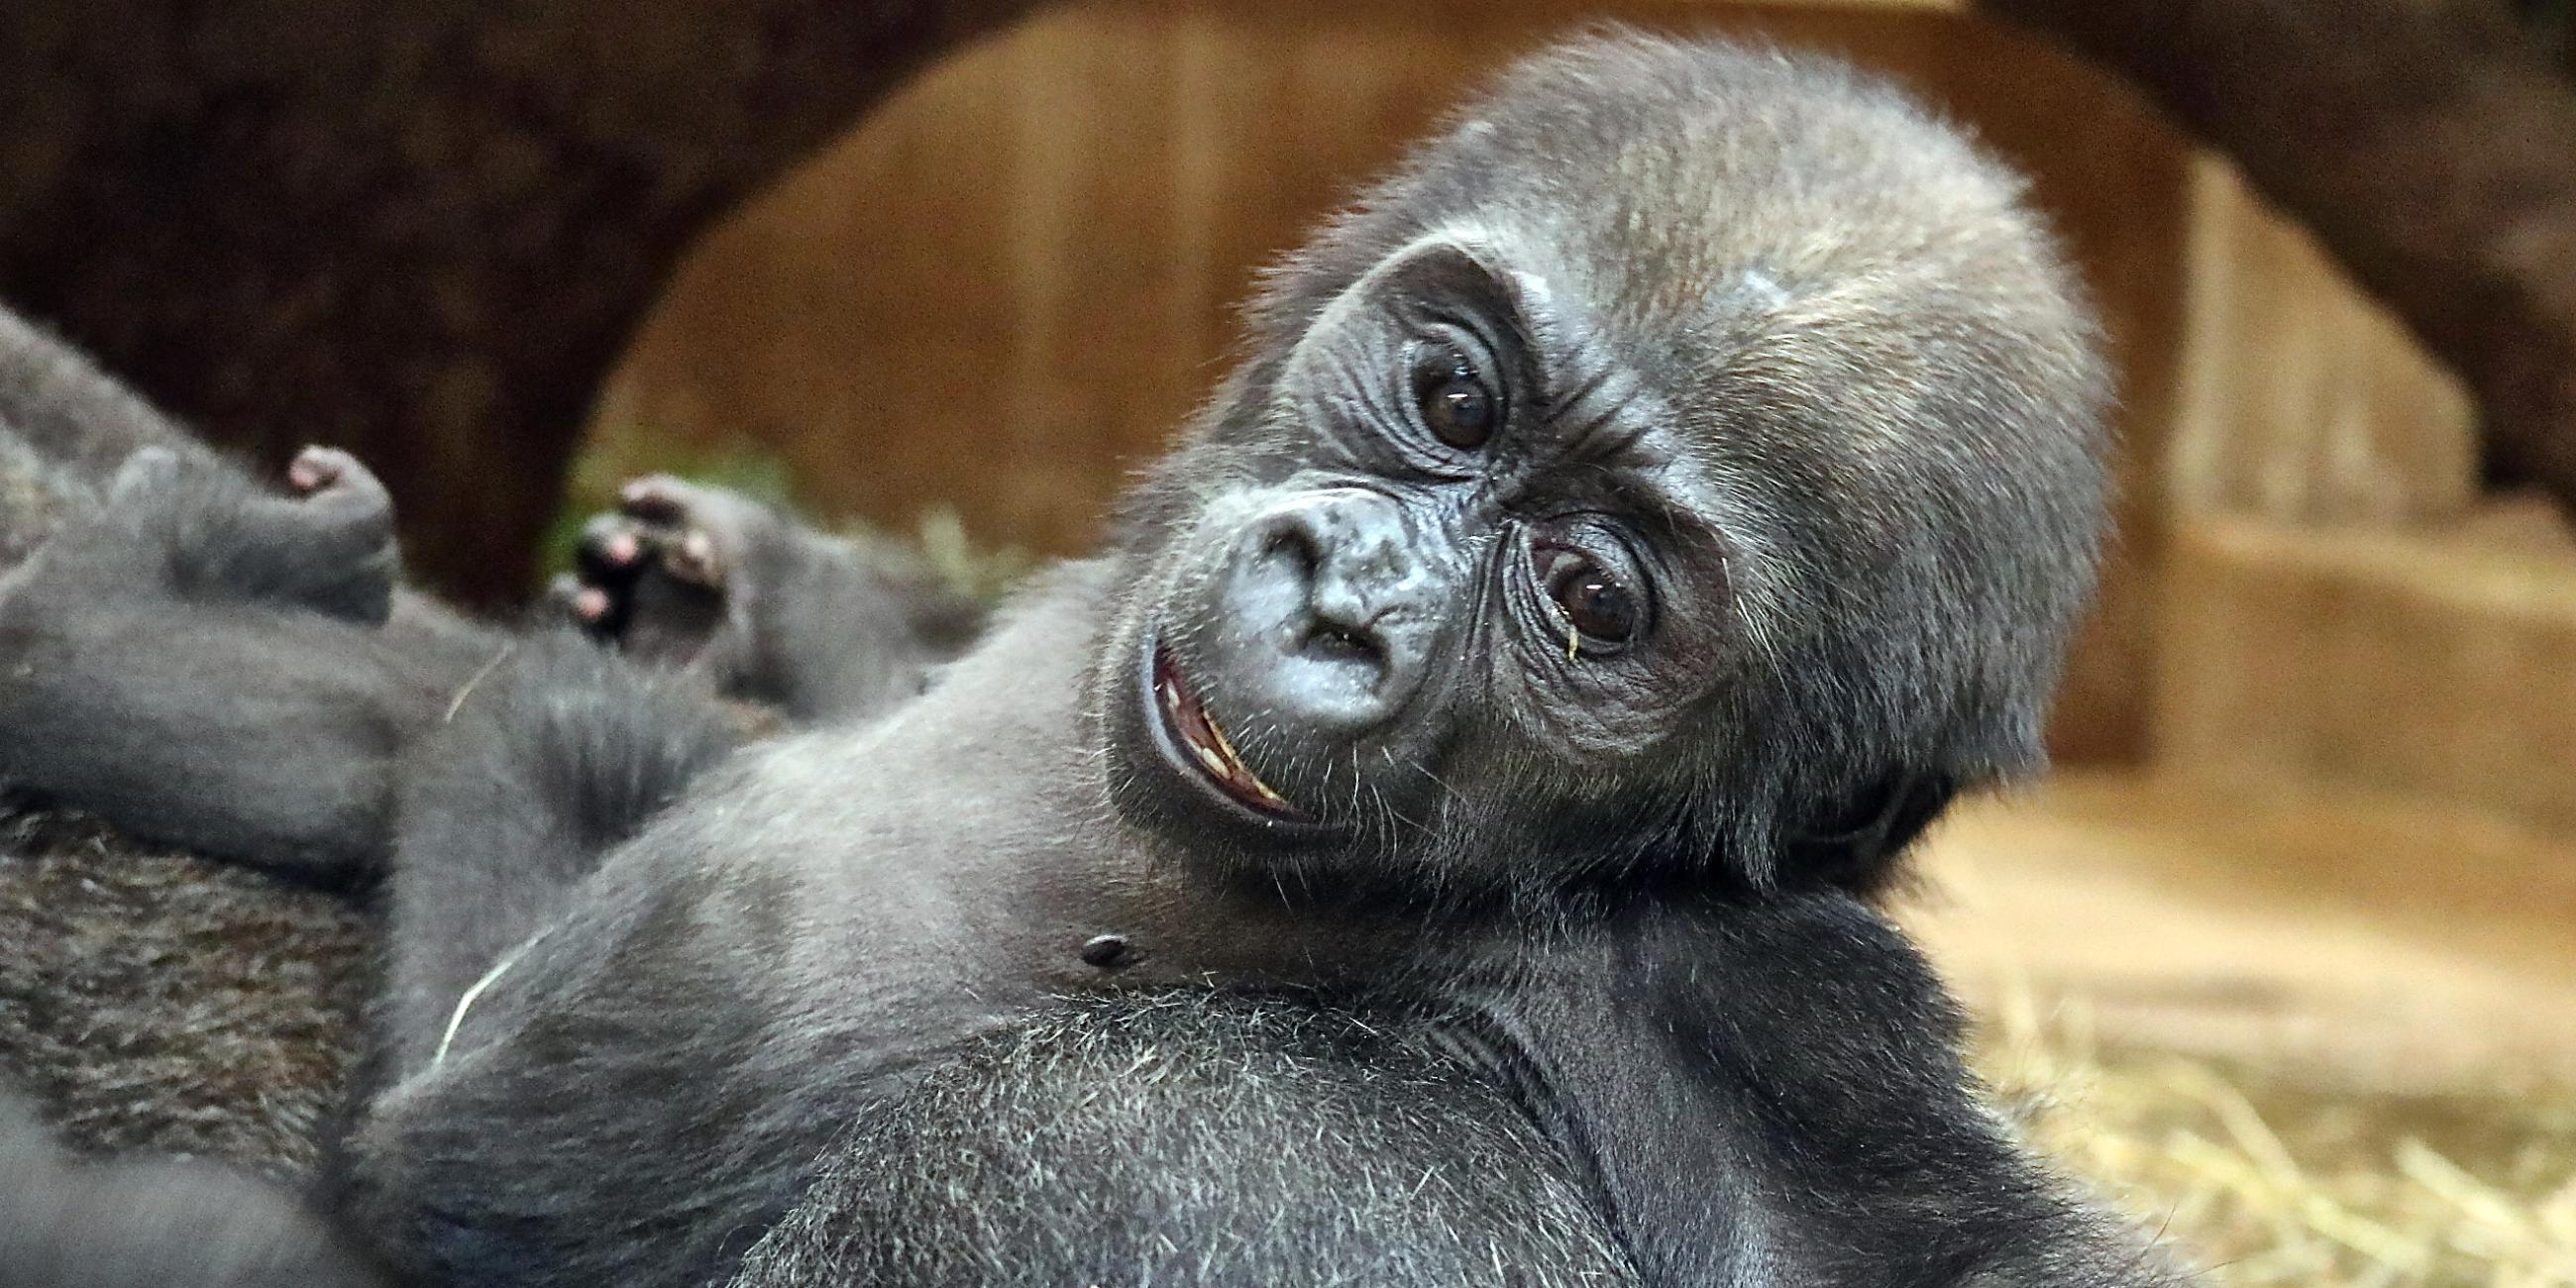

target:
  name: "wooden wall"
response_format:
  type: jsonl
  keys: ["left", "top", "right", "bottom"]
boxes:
{"left": 593, "top": 0, "right": 2193, "bottom": 759}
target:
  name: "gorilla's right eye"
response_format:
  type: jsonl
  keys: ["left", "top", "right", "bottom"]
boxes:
{"left": 1413, "top": 347, "right": 1498, "bottom": 451}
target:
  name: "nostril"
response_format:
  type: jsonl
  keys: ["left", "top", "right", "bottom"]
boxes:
{"left": 1259, "top": 518, "right": 1323, "bottom": 580}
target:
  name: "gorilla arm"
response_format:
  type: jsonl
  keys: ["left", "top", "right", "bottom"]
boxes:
{"left": 1475, "top": 893, "right": 2184, "bottom": 1288}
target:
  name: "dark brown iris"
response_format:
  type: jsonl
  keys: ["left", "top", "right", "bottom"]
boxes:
{"left": 1540, "top": 548, "right": 1638, "bottom": 645}
{"left": 1416, "top": 349, "right": 1496, "bottom": 450}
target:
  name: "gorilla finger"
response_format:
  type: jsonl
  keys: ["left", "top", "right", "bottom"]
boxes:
{"left": 661, "top": 529, "right": 723, "bottom": 588}
{"left": 546, "top": 573, "right": 618, "bottom": 632}
{"left": 576, "top": 513, "right": 656, "bottom": 586}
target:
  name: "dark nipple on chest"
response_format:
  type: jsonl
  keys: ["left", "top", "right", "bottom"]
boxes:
{"left": 1079, "top": 933, "right": 1136, "bottom": 971}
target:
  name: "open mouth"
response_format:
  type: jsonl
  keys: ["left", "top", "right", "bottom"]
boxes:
{"left": 1148, "top": 641, "right": 1302, "bottom": 820}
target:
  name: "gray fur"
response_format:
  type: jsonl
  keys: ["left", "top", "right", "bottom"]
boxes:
{"left": 731, "top": 995, "right": 1635, "bottom": 1288}
{"left": 0, "top": 428, "right": 75, "bottom": 567}
{"left": 0, "top": 32, "right": 2186, "bottom": 1288}
{"left": 0, "top": 360, "right": 370, "bottom": 1176}
{"left": 1113, "top": 32, "right": 2107, "bottom": 893}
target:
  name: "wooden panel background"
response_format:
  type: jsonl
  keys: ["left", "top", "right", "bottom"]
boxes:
{"left": 592, "top": 0, "right": 2193, "bottom": 759}
{"left": 2167, "top": 159, "right": 2477, "bottom": 527}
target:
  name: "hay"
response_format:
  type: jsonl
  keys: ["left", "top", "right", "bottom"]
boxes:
{"left": 1982, "top": 997, "right": 2576, "bottom": 1287}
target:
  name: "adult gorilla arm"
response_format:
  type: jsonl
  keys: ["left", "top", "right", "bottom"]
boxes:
{"left": 0, "top": 308, "right": 210, "bottom": 489}
{"left": 728, "top": 996, "right": 1636, "bottom": 1288}
{"left": 1480, "top": 894, "right": 2183, "bottom": 1288}
{"left": 714, "top": 892, "right": 2190, "bottom": 1288}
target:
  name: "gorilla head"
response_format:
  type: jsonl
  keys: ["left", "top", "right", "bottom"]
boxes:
{"left": 1098, "top": 36, "right": 2108, "bottom": 897}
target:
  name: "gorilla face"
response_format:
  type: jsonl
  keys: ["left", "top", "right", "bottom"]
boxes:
{"left": 1106, "top": 235, "right": 1746, "bottom": 874}
{"left": 1095, "top": 37, "right": 2110, "bottom": 897}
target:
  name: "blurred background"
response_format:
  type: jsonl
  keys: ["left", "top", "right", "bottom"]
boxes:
{"left": 5, "top": 0, "right": 2576, "bottom": 1282}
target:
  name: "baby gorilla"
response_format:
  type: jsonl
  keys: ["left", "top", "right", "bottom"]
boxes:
{"left": 0, "top": 33, "right": 2181, "bottom": 1288}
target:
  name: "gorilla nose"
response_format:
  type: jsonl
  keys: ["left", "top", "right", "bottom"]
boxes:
{"left": 1215, "top": 489, "right": 1436, "bottom": 734}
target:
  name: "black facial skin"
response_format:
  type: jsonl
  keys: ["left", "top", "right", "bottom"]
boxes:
{"left": 0, "top": 33, "right": 2185, "bottom": 1288}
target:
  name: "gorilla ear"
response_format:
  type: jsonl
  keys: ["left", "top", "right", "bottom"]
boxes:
{"left": 1781, "top": 773, "right": 1958, "bottom": 892}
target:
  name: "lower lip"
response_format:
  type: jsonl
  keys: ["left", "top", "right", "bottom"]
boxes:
{"left": 1141, "top": 636, "right": 1301, "bottom": 823}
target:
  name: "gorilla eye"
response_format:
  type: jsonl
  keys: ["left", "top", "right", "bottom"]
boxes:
{"left": 1414, "top": 348, "right": 1497, "bottom": 450}
{"left": 1537, "top": 546, "right": 1639, "bottom": 649}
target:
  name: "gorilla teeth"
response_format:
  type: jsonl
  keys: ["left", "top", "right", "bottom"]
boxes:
{"left": 1186, "top": 724, "right": 1232, "bottom": 777}
{"left": 1153, "top": 649, "right": 1297, "bottom": 816}
{"left": 1197, "top": 700, "right": 1293, "bottom": 812}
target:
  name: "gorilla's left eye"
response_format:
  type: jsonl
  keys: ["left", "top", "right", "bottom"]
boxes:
{"left": 1537, "top": 545, "right": 1640, "bottom": 647}
{"left": 1413, "top": 348, "right": 1498, "bottom": 450}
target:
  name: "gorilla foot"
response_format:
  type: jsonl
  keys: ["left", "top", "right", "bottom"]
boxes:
{"left": 264, "top": 445, "right": 398, "bottom": 624}
{"left": 98, "top": 444, "right": 398, "bottom": 624}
